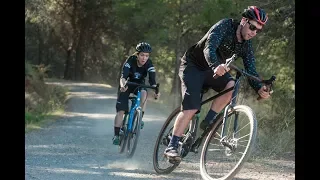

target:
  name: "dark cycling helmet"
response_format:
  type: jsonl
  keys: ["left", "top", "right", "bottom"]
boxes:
{"left": 242, "top": 6, "right": 268, "bottom": 25}
{"left": 136, "top": 42, "right": 152, "bottom": 53}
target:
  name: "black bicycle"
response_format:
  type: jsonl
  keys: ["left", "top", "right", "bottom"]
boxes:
{"left": 152, "top": 54, "right": 276, "bottom": 180}
{"left": 118, "top": 81, "right": 160, "bottom": 158}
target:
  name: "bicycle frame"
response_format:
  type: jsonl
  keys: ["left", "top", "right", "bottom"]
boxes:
{"left": 188, "top": 62, "right": 275, "bottom": 153}
{"left": 122, "top": 82, "right": 160, "bottom": 136}
{"left": 188, "top": 79, "right": 237, "bottom": 153}
{"left": 126, "top": 89, "right": 142, "bottom": 135}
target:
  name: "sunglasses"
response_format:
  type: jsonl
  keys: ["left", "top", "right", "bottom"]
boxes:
{"left": 247, "top": 21, "right": 262, "bottom": 33}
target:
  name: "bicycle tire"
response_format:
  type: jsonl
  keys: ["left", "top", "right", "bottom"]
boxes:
{"left": 200, "top": 105, "right": 257, "bottom": 180}
{"left": 119, "top": 114, "right": 128, "bottom": 154}
{"left": 126, "top": 109, "right": 142, "bottom": 158}
{"left": 153, "top": 106, "right": 181, "bottom": 174}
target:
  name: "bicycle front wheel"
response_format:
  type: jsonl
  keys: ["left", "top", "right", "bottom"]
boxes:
{"left": 119, "top": 114, "right": 128, "bottom": 154}
{"left": 126, "top": 109, "right": 142, "bottom": 158}
{"left": 200, "top": 105, "right": 257, "bottom": 180}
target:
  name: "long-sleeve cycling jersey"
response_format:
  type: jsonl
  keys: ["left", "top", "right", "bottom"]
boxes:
{"left": 120, "top": 55, "right": 156, "bottom": 86}
{"left": 183, "top": 18, "right": 262, "bottom": 92}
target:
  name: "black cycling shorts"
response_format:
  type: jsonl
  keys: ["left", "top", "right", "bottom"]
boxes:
{"left": 116, "top": 83, "right": 147, "bottom": 112}
{"left": 179, "top": 61, "right": 234, "bottom": 111}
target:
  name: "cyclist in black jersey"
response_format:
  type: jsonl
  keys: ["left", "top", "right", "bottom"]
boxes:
{"left": 164, "top": 6, "right": 273, "bottom": 163}
{"left": 113, "top": 42, "right": 160, "bottom": 145}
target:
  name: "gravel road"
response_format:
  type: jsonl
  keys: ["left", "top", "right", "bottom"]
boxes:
{"left": 25, "top": 81, "right": 295, "bottom": 180}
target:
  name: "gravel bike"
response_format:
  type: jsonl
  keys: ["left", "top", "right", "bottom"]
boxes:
{"left": 153, "top": 54, "right": 276, "bottom": 180}
{"left": 118, "top": 81, "right": 160, "bottom": 158}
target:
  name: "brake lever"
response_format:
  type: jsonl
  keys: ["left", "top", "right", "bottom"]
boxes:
{"left": 225, "top": 54, "right": 237, "bottom": 67}
{"left": 213, "top": 54, "right": 237, "bottom": 79}
{"left": 154, "top": 83, "right": 160, "bottom": 100}
{"left": 257, "top": 75, "right": 276, "bottom": 101}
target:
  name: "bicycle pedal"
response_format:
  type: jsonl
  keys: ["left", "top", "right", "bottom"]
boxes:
{"left": 168, "top": 156, "right": 181, "bottom": 165}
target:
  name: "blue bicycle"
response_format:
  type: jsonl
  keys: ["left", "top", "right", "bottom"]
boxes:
{"left": 118, "top": 81, "right": 160, "bottom": 158}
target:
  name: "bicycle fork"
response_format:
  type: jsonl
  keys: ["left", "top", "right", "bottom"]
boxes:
{"left": 220, "top": 81, "right": 240, "bottom": 152}
{"left": 220, "top": 106, "right": 239, "bottom": 151}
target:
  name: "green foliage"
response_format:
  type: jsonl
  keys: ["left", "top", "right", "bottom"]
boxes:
{"left": 25, "top": 111, "right": 44, "bottom": 124}
{"left": 25, "top": 60, "right": 35, "bottom": 77}
{"left": 153, "top": 46, "right": 175, "bottom": 93}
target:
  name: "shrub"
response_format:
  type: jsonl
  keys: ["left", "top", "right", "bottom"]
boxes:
{"left": 25, "top": 61, "right": 67, "bottom": 126}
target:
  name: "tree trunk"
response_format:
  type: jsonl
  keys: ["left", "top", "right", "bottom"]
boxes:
{"left": 171, "top": 1, "right": 182, "bottom": 109}
{"left": 74, "top": 34, "right": 84, "bottom": 81}
{"left": 37, "top": 27, "right": 43, "bottom": 65}
{"left": 63, "top": 48, "right": 72, "bottom": 79}
{"left": 172, "top": 41, "right": 182, "bottom": 109}
{"left": 64, "top": 0, "right": 79, "bottom": 80}
{"left": 74, "top": 16, "right": 89, "bottom": 81}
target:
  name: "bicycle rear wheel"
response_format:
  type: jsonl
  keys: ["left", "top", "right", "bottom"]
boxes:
{"left": 126, "top": 109, "right": 142, "bottom": 158}
{"left": 153, "top": 107, "right": 181, "bottom": 174}
{"left": 200, "top": 105, "right": 257, "bottom": 180}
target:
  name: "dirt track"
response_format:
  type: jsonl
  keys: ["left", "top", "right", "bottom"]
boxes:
{"left": 25, "top": 80, "right": 295, "bottom": 180}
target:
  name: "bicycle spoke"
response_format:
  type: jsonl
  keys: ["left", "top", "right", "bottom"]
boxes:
{"left": 200, "top": 105, "right": 257, "bottom": 180}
